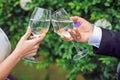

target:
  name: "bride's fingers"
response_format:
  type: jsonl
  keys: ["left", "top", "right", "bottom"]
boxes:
{"left": 30, "top": 36, "right": 36, "bottom": 39}
{"left": 24, "top": 49, "right": 38, "bottom": 57}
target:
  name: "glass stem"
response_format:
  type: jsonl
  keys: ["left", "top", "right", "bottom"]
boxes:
{"left": 71, "top": 41, "right": 82, "bottom": 55}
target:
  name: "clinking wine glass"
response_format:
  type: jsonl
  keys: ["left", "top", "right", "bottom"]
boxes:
{"left": 23, "top": 7, "right": 51, "bottom": 63}
{"left": 51, "top": 8, "right": 87, "bottom": 60}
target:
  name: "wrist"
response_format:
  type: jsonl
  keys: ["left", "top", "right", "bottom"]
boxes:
{"left": 88, "top": 25, "right": 102, "bottom": 48}
{"left": 87, "top": 24, "right": 94, "bottom": 42}
{"left": 12, "top": 49, "right": 24, "bottom": 60}
{"left": 83, "top": 24, "right": 94, "bottom": 43}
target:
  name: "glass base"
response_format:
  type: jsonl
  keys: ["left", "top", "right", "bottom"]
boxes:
{"left": 23, "top": 56, "right": 38, "bottom": 63}
{"left": 73, "top": 49, "right": 88, "bottom": 61}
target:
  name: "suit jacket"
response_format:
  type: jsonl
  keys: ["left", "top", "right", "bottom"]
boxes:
{"left": 93, "top": 28, "right": 120, "bottom": 80}
{"left": 93, "top": 28, "right": 120, "bottom": 58}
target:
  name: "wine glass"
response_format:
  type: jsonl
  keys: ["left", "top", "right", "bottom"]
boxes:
{"left": 51, "top": 8, "right": 87, "bottom": 60}
{"left": 23, "top": 7, "right": 51, "bottom": 63}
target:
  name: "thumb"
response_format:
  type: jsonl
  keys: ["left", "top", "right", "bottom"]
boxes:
{"left": 70, "top": 16, "right": 78, "bottom": 22}
{"left": 70, "top": 16, "right": 85, "bottom": 23}
{"left": 22, "top": 27, "right": 32, "bottom": 40}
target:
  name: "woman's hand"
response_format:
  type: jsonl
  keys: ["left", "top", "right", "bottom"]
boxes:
{"left": 0, "top": 27, "right": 46, "bottom": 80}
{"left": 13, "top": 27, "right": 45, "bottom": 58}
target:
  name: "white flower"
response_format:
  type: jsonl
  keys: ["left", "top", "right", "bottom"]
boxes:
{"left": 94, "top": 19, "right": 112, "bottom": 30}
{"left": 20, "top": 0, "right": 32, "bottom": 11}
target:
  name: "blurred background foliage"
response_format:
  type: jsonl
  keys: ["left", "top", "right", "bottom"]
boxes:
{"left": 0, "top": 0, "right": 120, "bottom": 80}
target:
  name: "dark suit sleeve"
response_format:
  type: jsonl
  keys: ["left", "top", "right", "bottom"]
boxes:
{"left": 93, "top": 28, "right": 120, "bottom": 58}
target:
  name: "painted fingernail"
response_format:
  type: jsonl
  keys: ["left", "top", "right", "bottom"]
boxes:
{"left": 74, "top": 22, "right": 80, "bottom": 27}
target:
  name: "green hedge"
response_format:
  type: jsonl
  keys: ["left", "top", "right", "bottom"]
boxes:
{"left": 0, "top": 0, "right": 119, "bottom": 80}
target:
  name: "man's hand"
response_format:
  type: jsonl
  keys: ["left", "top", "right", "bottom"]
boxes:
{"left": 61, "top": 16, "right": 94, "bottom": 43}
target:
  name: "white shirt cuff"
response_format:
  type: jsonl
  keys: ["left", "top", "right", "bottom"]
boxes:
{"left": 88, "top": 25, "right": 102, "bottom": 48}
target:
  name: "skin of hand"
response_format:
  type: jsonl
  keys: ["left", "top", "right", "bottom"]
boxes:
{"left": 61, "top": 16, "right": 94, "bottom": 43}
{"left": 0, "top": 27, "right": 45, "bottom": 80}
{"left": 14, "top": 27, "right": 45, "bottom": 57}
